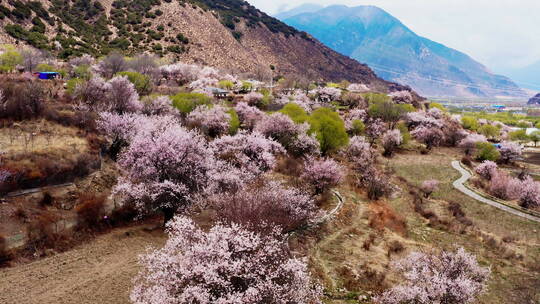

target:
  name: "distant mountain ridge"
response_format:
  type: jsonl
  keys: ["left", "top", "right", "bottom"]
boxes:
{"left": 497, "top": 60, "right": 540, "bottom": 91}
{"left": 278, "top": 4, "right": 527, "bottom": 99}
{"left": 275, "top": 4, "right": 324, "bottom": 20}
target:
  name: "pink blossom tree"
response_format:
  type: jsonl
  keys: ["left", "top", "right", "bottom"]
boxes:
{"left": 288, "top": 131, "right": 321, "bottom": 157}
{"left": 186, "top": 105, "right": 231, "bottom": 137}
{"left": 310, "top": 87, "right": 342, "bottom": 103}
{"left": 498, "top": 141, "right": 522, "bottom": 164}
{"left": 254, "top": 113, "right": 299, "bottom": 150}
{"left": 97, "top": 112, "right": 139, "bottom": 158}
{"left": 159, "top": 63, "right": 200, "bottom": 85}
{"left": 97, "top": 113, "right": 179, "bottom": 158}
{"left": 243, "top": 92, "right": 264, "bottom": 106}
{"left": 208, "top": 180, "right": 318, "bottom": 232}
{"left": 344, "top": 109, "right": 368, "bottom": 133}
{"left": 343, "top": 136, "right": 375, "bottom": 171}
{"left": 505, "top": 177, "right": 523, "bottom": 201}
{"left": 278, "top": 91, "right": 315, "bottom": 113}
{"left": 366, "top": 119, "right": 387, "bottom": 144}
{"left": 301, "top": 157, "right": 343, "bottom": 194}
{"left": 347, "top": 83, "right": 370, "bottom": 93}
{"left": 475, "top": 161, "right": 498, "bottom": 180}
{"left": 442, "top": 123, "right": 469, "bottom": 147}
{"left": 69, "top": 54, "right": 94, "bottom": 68}
{"left": 107, "top": 76, "right": 142, "bottom": 114}
{"left": 375, "top": 248, "right": 490, "bottom": 304}
{"left": 411, "top": 126, "right": 444, "bottom": 150}
{"left": 211, "top": 131, "right": 285, "bottom": 175}
{"left": 360, "top": 167, "right": 392, "bottom": 200}
{"left": 234, "top": 102, "right": 264, "bottom": 130}
{"left": 519, "top": 177, "right": 540, "bottom": 209}
{"left": 189, "top": 77, "right": 219, "bottom": 90}
{"left": 421, "top": 180, "right": 439, "bottom": 198}
{"left": 113, "top": 126, "right": 214, "bottom": 223}
{"left": 488, "top": 172, "right": 513, "bottom": 200}
{"left": 74, "top": 76, "right": 111, "bottom": 112}
{"left": 459, "top": 134, "right": 488, "bottom": 156}
{"left": 427, "top": 107, "right": 443, "bottom": 119}
{"left": 94, "top": 52, "right": 127, "bottom": 78}
{"left": 141, "top": 95, "right": 175, "bottom": 116}
{"left": 389, "top": 90, "right": 413, "bottom": 104}
{"left": 197, "top": 66, "right": 220, "bottom": 79}
{"left": 382, "top": 129, "right": 403, "bottom": 157}
{"left": 131, "top": 217, "right": 322, "bottom": 304}
{"left": 204, "top": 160, "right": 255, "bottom": 196}
{"left": 405, "top": 111, "right": 443, "bottom": 129}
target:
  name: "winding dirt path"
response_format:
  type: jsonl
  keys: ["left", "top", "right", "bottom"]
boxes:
{"left": 0, "top": 225, "right": 165, "bottom": 304}
{"left": 451, "top": 160, "right": 540, "bottom": 223}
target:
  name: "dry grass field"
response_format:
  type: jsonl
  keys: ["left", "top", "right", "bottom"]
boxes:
{"left": 0, "top": 224, "right": 166, "bottom": 304}
{"left": 0, "top": 120, "right": 89, "bottom": 156}
{"left": 387, "top": 148, "right": 540, "bottom": 304}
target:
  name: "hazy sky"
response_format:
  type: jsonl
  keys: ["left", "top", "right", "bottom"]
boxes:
{"left": 247, "top": 0, "right": 540, "bottom": 73}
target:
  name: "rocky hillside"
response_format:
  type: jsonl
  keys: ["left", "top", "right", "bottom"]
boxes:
{"left": 279, "top": 5, "right": 527, "bottom": 99}
{"left": 528, "top": 93, "right": 540, "bottom": 105}
{"left": 0, "top": 0, "right": 414, "bottom": 93}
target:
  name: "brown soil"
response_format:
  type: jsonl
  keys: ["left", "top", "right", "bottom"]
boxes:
{"left": 0, "top": 224, "right": 165, "bottom": 304}
{"left": 521, "top": 151, "right": 540, "bottom": 167}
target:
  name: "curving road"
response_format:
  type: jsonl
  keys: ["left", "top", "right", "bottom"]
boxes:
{"left": 451, "top": 161, "right": 540, "bottom": 223}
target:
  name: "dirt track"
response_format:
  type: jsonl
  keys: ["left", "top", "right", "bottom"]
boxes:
{"left": 0, "top": 225, "right": 165, "bottom": 304}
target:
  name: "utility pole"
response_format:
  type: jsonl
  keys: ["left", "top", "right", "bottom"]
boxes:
{"left": 270, "top": 64, "right": 275, "bottom": 95}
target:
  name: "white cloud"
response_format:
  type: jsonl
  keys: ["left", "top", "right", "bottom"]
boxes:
{"left": 247, "top": 0, "right": 540, "bottom": 70}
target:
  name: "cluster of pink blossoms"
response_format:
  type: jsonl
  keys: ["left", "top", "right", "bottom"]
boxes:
{"left": 375, "top": 248, "right": 490, "bottom": 304}
{"left": 186, "top": 105, "right": 231, "bottom": 137}
{"left": 301, "top": 157, "right": 343, "bottom": 194}
{"left": 131, "top": 217, "right": 323, "bottom": 304}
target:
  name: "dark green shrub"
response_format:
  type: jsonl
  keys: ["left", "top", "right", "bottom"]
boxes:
{"left": 185, "top": 0, "right": 300, "bottom": 38}
{"left": 176, "top": 33, "right": 189, "bottom": 44}
{"left": 31, "top": 17, "right": 46, "bottom": 33}
{"left": 166, "top": 45, "right": 185, "bottom": 54}
{"left": 4, "top": 24, "right": 28, "bottom": 40}
{"left": 232, "top": 31, "right": 243, "bottom": 41}
{"left": 10, "top": 0, "right": 32, "bottom": 20}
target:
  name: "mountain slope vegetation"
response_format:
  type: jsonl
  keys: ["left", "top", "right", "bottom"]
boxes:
{"left": 0, "top": 0, "right": 414, "bottom": 93}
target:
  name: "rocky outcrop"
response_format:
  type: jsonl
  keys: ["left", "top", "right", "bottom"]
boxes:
{"left": 528, "top": 93, "right": 540, "bottom": 105}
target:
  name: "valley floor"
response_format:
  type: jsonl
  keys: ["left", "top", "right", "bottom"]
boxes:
{"left": 1, "top": 148, "right": 539, "bottom": 304}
